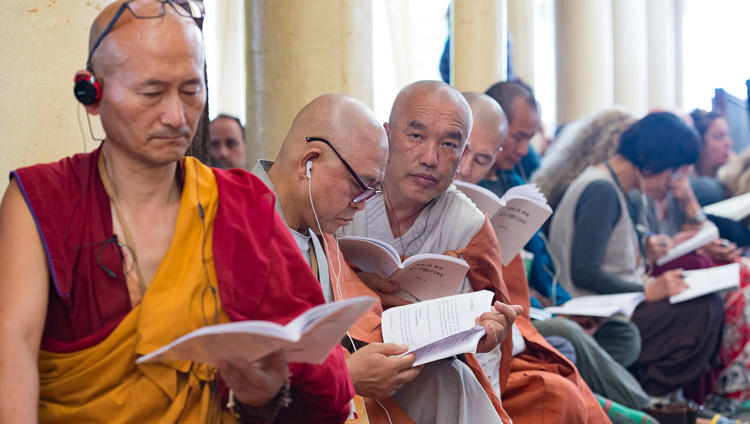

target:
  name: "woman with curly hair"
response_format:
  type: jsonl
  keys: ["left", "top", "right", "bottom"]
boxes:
{"left": 532, "top": 108, "right": 636, "bottom": 210}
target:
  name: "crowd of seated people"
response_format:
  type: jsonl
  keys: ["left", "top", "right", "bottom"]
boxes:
{"left": 5, "top": 2, "right": 750, "bottom": 423}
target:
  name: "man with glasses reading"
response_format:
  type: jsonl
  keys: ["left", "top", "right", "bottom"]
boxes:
{"left": 0, "top": 1, "right": 354, "bottom": 422}
{"left": 252, "top": 93, "right": 517, "bottom": 423}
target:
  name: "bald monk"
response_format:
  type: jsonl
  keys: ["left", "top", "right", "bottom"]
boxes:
{"left": 341, "top": 81, "right": 612, "bottom": 424}
{"left": 251, "top": 93, "right": 520, "bottom": 423}
{"left": 457, "top": 92, "right": 508, "bottom": 185}
{"left": 0, "top": 2, "right": 353, "bottom": 422}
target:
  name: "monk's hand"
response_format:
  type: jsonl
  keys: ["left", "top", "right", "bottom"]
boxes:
{"left": 217, "top": 351, "right": 288, "bottom": 407}
{"left": 644, "top": 269, "right": 689, "bottom": 302}
{"left": 346, "top": 343, "right": 422, "bottom": 399}
{"left": 475, "top": 302, "right": 524, "bottom": 353}
{"left": 644, "top": 233, "right": 672, "bottom": 262}
{"left": 356, "top": 272, "right": 410, "bottom": 307}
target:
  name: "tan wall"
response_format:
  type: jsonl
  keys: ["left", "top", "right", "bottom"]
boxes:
{"left": 0, "top": 1, "right": 111, "bottom": 194}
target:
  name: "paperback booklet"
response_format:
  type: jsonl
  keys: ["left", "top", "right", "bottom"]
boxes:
{"left": 703, "top": 192, "right": 750, "bottom": 221}
{"left": 656, "top": 221, "right": 720, "bottom": 266}
{"left": 669, "top": 262, "right": 741, "bottom": 304}
{"left": 338, "top": 236, "right": 469, "bottom": 303}
{"left": 544, "top": 292, "right": 646, "bottom": 318}
{"left": 453, "top": 181, "right": 552, "bottom": 266}
{"left": 381, "top": 290, "right": 495, "bottom": 366}
{"left": 136, "top": 296, "right": 376, "bottom": 366}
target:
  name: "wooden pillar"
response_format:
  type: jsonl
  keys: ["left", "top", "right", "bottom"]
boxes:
{"left": 555, "top": 0, "right": 614, "bottom": 125}
{"left": 245, "top": 0, "right": 373, "bottom": 165}
{"left": 507, "top": 0, "right": 534, "bottom": 87}
{"left": 452, "top": 0, "right": 508, "bottom": 92}
{"left": 612, "top": 0, "right": 648, "bottom": 115}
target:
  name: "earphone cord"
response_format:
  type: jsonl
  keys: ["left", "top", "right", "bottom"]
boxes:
{"left": 192, "top": 158, "right": 221, "bottom": 424}
{"left": 308, "top": 173, "right": 393, "bottom": 424}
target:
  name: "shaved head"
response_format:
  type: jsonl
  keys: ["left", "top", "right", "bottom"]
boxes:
{"left": 389, "top": 81, "right": 473, "bottom": 144}
{"left": 268, "top": 93, "right": 388, "bottom": 234}
{"left": 88, "top": 1, "right": 203, "bottom": 78}
{"left": 458, "top": 92, "right": 508, "bottom": 184}
{"left": 462, "top": 92, "right": 508, "bottom": 145}
{"left": 276, "top": 93, "right": 387, "bottom": 165}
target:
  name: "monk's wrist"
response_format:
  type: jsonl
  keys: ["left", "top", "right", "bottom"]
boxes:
{"left": 227, "top": 378, "right": 291, "bottom": 424}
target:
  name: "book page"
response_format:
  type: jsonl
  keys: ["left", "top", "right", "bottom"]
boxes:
{"left": 409, "top": 326, "right": 486, "bottom": 366}
{"left": 137, "top": 296, "right": 376, "bottom": 366}
{"left": 381, "top": 290, "right": 495, "bottom": 349}
{"left": 656, "top": 221, "right": 720, "bottom": 266}
{"left": 454, "top": 182, "right": 552, "bottom": 266}
{"left": 491, "top": 196, "right": 552, "bottom": 266}
{"left": 338, "top": 236, "right": 401, "bottom": 277}
{"left": 389, "top": 255, "right": 469, "bottom": 302}
{"left": 703, "top": 192, "right": 750, "bottom": 221}
{"left": 669, "top": 263, "right": 740, "bottom": 304}
{"left": 452, "top": 180, "right": 502, "bottom": 216}
{"left": 545, "top": 292, "right": 645, "bottom": 318}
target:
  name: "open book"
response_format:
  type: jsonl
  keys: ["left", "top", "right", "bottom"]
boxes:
{"left": 669, "top": 263, "right": 741, "bottom": 304}
{"left": 656, "top": 221, "right": 720, "bottom": 266}
{"left": 338, "top": 236, "right": 469, "bottom": 303}
{"left": 136, "top": 296, "right": 376, "bottom": 366}
{"left": 544, "top": 292, "right": 645, "bottom": 318}
{"left": 382, "top": 290, "right": 495, "bottom": 366}
{"left": 703, "top": 192, "right": 750, "bottom": 221}
{"left": 453, "top": 181, "right": 552, "bottom": 266}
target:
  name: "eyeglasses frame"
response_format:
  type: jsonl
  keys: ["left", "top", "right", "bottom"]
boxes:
{"left": 305, "top": 136, "right": 381, "bottom": 203}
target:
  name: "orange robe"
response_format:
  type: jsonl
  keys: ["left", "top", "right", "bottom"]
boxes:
{"left": 325, "top": 234, "right": 513, "bottom": 424}
{"left": 447, "top": 218, "right": 611, "bottom": 424}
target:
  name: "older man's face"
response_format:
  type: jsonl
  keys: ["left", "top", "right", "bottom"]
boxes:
{"left": 494, "top": 98, "right": 538, "bottom": 171}
{"left": 95, "top": 15, "right": 206, "bottom": 166}
{"left": 385, "top": 91, "right": 470, "bottom": 206}
{"left": 458, "top": 124, "right": 504, "bottom": 184}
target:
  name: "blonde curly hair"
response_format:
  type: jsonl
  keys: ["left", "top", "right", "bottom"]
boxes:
{"left": 718, "top": 147, "right": 750, "bottom": 198}
{"left": 531, "top": 108, "right": 637, "bottom": 209}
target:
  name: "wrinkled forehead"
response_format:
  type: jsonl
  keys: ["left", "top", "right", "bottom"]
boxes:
{"left": 397, "top": 91, "right": 472, "bottom": 141}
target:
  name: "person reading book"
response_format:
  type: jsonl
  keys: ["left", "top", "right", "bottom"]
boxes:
{"left": 0, "top": 2, "right": 354, "bottom": 422}
{"left": 341, "top": 80, "right": 610, "bottom": 423}
{"left": 456, "top": 93, "right": 656, "bottom": 415}
{"left": 250, "top": 92, "right": 517, "bottom": 423}
{"left": 549, "top": 112, "right": 724, "bottom": 402}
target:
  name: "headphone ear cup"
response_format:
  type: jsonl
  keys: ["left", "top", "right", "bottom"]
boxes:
{"left": 74, "top": 75, "right": 101, "bottom": 105}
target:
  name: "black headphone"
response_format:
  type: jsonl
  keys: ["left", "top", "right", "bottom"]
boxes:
{"left": 74, "top": 72, "right": 101, "bottom": 105}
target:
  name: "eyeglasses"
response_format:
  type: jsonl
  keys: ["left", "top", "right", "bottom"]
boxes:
{"left": 86, "top": 0, "right": 205, "bottom": 70}
{"left": 306, "top": 137, "right": 382, "bottom": 203}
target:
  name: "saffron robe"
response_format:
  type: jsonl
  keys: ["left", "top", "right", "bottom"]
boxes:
{"left": 343, "top": 185, "right": 611, "bottom": 424}
{"left": 12, "top": 148, "right": 353, "bottom": 423}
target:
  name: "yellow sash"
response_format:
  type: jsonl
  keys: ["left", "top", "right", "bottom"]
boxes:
{"left": 39, "top": 158, "right": 235, "bottom": 423}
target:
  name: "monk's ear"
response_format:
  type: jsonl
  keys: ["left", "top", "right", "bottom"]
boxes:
{"left": 383, "top": 122, "right": 391, "bottom": 138}
{"left": 73, "top": 69, "right": 102, "bottom": 115}
{"left": 297, "top": 150, "right": 321, "bottom": 180}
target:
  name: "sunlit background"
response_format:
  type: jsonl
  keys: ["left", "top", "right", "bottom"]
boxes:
{"left": 203, "top": 0, "right": 749, "bottom": 134}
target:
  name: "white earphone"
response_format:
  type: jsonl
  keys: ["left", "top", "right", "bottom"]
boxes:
{"left": 306, "top": 160, "right": 313, "bottom": 179}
